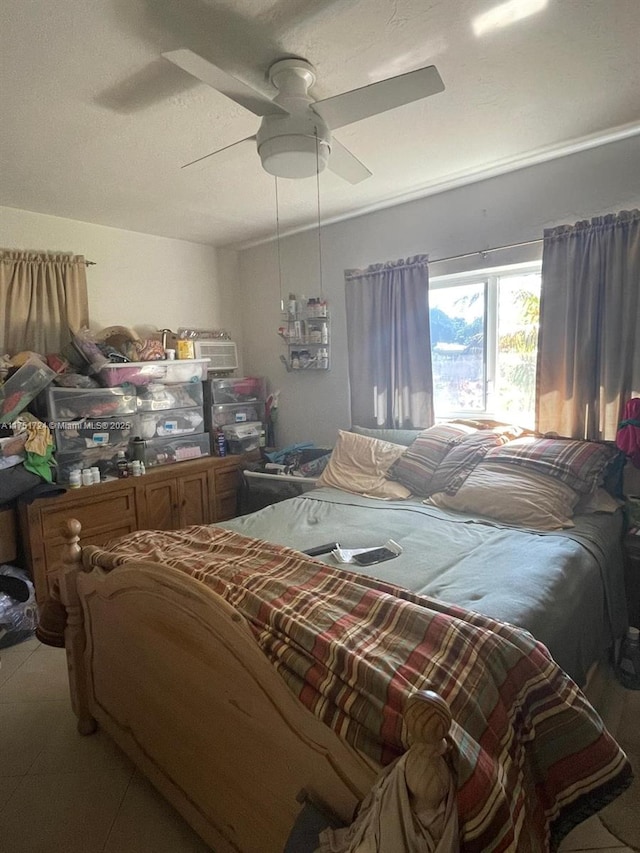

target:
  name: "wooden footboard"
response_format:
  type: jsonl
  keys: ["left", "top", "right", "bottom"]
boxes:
{"left": 57, "top": 519, "right": 455, "bottom": 853}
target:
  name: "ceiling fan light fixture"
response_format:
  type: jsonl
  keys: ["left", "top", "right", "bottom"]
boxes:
{"left": 259, "top": 135, "right": 330, "bottom": 179}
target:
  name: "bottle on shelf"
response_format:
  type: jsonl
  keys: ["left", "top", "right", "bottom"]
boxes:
{"left": 216, "top": 427, "right": 227, "bottom": 457}
{"left": 117, "top": 450, "right": 129, "bottom": 478}
{"left": 131, "top": 437, "right": 146, "bottom": 463}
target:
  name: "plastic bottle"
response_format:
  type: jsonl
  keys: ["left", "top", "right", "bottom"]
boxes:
{"left": 216, "top": 427, "right": 227, "bottom": 457}
{"left": 117, "top": 451, "right": 129, "bottom": 478}
{"left": 131, "top": 460, "right": 142, "bottom": 477}
{"left": 131, "top": 437, "right": 146, "bottom": 463}
{"left": 81, "top": 469, "right": 93, "bottom": 487}
{"left": 617, "top": 626, "right": 640, "bottom": 690}
{"left": 320, "top": 321, "right": 328, "bottom": 345}
{"left": 69, "top": 469, "right": 81, "bottom": 488}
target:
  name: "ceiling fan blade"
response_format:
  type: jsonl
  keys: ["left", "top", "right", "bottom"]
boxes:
{"left": 162, "top": 49, "right": 288, "bottom": 117}
{"left": 314, "top": 65, "right": 444, "bottom": 130}
{"left": 181, "top": 135, "right": 257, "bottom": 170}
{"left": 328, "top": 138, "right": 372, "bottom": 184}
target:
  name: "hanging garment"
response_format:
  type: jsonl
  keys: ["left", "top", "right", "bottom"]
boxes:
{"left": 616, "top": 398, "right": 640, "bottom": 468}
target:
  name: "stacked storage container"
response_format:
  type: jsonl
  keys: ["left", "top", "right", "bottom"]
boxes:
{"left": 203, "top": 377, "right": 266, "bottom": 455}
{"left": 40, "top": 360, "right": 211, "bottom": 483}
{"left": 133, "top": 381, "right": 209, "bottom": 467}
{"left": 40, "top": 386, "right": 137, "bottom": 483}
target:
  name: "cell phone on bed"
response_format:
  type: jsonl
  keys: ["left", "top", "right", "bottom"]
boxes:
{"left": 352, "top": 547, "right": 398, "bottom": 566}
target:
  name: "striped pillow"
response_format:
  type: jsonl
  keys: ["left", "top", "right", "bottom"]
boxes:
{"left": 428, "top": 430, "right": 510, "bottom": 495}
{"left": 386, "top": 423, "right": 477, "bottom": 496}
{"left": 484, "top": 436, "right": 618, "bottom": 495}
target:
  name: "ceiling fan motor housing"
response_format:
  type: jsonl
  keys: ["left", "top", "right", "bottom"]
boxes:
{"left": 257, "top": 58, "right": 331, "bottom": 179}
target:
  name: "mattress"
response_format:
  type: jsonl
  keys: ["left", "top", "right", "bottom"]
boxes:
{"left": 220, "top": 486, "right": 627, "bottom": 685}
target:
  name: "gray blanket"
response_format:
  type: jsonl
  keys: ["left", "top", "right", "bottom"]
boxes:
{"left": 220, "top": 487, "right": 627, "bottom": 686}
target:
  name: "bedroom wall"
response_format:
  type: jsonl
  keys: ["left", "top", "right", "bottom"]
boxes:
{"left": 237, "top": 136, "right": 640, "bottom": 448}
{"left": 1, "top": 206, "right": 243, "bottom": 358}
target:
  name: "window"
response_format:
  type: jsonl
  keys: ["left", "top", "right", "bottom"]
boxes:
{"left": 429, "top": 262, "right": 541, "bottom": 427}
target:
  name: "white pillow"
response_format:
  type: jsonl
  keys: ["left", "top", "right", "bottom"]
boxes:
{"left": 318, "top": 430, "right": 411, "bottom": 500}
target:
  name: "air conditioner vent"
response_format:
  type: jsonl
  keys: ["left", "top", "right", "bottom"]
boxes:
{"left": 193, "top": 340, "right": 238, "bottom": 371}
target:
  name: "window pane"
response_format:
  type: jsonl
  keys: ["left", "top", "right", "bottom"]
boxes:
{"left": 495, "top": 274, "right": 540, "bottom": 427}
{"left": 429, "top": 282, "right": 485, "bottom": 413}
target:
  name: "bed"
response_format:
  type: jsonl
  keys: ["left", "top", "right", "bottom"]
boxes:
{"left": 44, "top": 424, "right": 633, "bottom": 853}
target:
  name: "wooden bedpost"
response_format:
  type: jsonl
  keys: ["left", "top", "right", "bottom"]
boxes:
{"left": 402, "top": 690, "right": 455, "bottom": 835}
{"left": 57, "top": 518, "right": 97, "bottom": 736}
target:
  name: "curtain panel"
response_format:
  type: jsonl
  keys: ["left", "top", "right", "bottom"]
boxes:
{"left": 0, "top": 250, "right": 89, "bottom": 355}
{"left": 344, "top": 255, "right": 434, "bottom": 430}
{"left": 536, "top": 210, "right": 640, "bottom": 440}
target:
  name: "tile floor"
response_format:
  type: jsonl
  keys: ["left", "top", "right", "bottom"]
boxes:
{"left": 0, "top": 637, "right": 635, "bottom": 852}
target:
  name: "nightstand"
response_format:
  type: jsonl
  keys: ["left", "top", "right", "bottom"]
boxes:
{"left": 623, "top": 531, "right": 640, "bottom": 628}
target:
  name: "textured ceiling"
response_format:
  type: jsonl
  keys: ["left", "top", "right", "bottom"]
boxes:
{"left": 1, "top": 0, "right": 639, "bottom": 248}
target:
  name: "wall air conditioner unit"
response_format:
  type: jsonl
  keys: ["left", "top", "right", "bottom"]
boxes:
{"left": 192, "top": 340, "right": 238, "bottom": 372}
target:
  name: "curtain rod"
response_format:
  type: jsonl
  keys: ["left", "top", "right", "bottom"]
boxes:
{"left": 86, "top": 260, "right": 96, "bottom": 265}
{"left": 430, "top": 237, "right": 542, "bottom": 265}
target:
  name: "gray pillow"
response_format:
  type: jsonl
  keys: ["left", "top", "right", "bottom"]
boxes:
{"left": 351, "top": 425, "right": 423, "bottom": 447}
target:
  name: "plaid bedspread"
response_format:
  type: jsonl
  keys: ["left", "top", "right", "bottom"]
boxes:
{"left": 84, "top": 526, "right": 632, "bottom": 852}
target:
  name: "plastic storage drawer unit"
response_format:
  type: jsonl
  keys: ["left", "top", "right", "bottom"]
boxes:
{"left": 221, "top": 421, "right": 262, "bottom": 455}
{"left": 53, "top": 417, "right": 133, "bottom": 454}
{"left": 209, "top": 401, "right": 264, "bottom": 428}
{"left": 40, "top": 386, "right": 137, "bottom": 420}
{"left": 55, "top": 446, "right": 129, "bottom": 484}
{"left": 206, "top": 377, "right": 266, "bottom": 405}
{"left": 140, "top": 433, "right": 210, "bottom": 467}
{"left": 136, "top": 382, "right": 204, "bottom": 412}
{"left": 134, "top": 407, "right": 204, "bottom": 439}
{"left": 98, "top": 359, "right": 210, "bottom": 388}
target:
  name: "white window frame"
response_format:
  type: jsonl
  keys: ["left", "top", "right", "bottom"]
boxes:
{"left": 429, "top": 260, "right": 542, "bottom": 421}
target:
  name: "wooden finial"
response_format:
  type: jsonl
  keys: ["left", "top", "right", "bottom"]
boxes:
{"left": 62, "top": 518, "right": 83, "bottom": 568}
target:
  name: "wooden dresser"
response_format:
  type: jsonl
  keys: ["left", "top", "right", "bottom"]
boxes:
{"left": 18, "top": 456, "right": 240, "bottom": 605}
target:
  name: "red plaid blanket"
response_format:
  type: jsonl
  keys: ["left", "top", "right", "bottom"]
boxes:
{"left": 85, "top": 526, "right": 631, "bottom": 852}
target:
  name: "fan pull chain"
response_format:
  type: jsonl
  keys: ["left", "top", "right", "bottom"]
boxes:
{"left": 314, "top": 129, "right": 324, "bottom": 299}
{"left": 274, "top": 175, "right": 284, "bottom": 312}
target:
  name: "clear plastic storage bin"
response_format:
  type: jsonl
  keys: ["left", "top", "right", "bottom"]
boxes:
{"left": 0, "top": 356, "right": 56, "bottom": 423}
{"left": 206, "top": 376, "right": 266, "bottom": 405}
{"left": 98, "top": 359, "right": 210, "bottom": 388}
{"left": 55, "top": 446, "right": 127, "bottom": 483}
{"left": 53, "top": 417, "right": 133, "bottom": 453}
{"left": 209, "top": 401, "right": 264, "bottom": 428}
{"left": 221, "top": 421, "right": 262, "bottom": 454}
{"left": 140, "top": 433, "right": 210, "bottom": 467}
{"left": 136, "top": 382, "right": 204, "bottom": 412}
{"left": 39, "top": 386, "right": 137, "bottom": 420}
{"left": 134, "top": 407, "right": 204, "bottom": 440}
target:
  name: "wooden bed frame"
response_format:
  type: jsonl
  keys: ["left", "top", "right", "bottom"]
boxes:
{"left": 56, "top": 519, "right": 456, "bottom": 853}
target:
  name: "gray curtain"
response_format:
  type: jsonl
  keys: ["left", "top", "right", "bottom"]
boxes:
{"left": 345, "top": 255, "right": 434, "bottom": 429}
{"left": 0, "top": 250, "right": 89, "bottom": 355}
{"left": 536, "top": 210, "right": 640, "bottom": 440}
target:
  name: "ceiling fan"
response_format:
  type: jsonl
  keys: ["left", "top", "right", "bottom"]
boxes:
{"left": 161, "top": 50, "right": 445, "bottom": 183}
